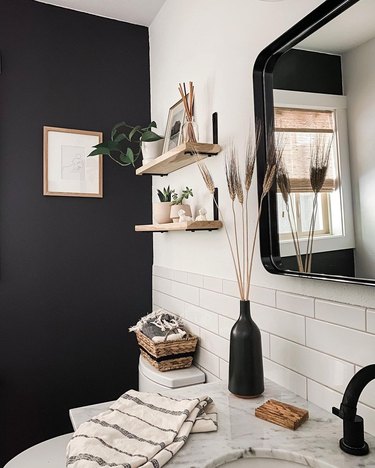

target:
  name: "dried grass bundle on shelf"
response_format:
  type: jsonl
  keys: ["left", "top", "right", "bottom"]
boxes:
{"left": 197, "top": 125, "right": 281, "bottom": 301}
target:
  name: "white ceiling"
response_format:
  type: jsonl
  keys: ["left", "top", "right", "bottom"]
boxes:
{"left": 298, "top": 0, "right": 375, "bottom": 54}
{"left": 35, "top": 0, "right": 167, "bottom": 26}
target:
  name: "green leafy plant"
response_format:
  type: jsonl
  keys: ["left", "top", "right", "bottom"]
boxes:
{"left": 157, "top": 186, "right": 175, "bottom": 202}
{"left": 88, "top": 121, "right": 162, "bottom": 167}
{"left": 171, "top": 187, "right": 193, "bottom": 205}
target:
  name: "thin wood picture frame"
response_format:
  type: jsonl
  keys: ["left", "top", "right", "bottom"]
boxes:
{"left": 43, "top": 126, "right": 103, "bottom": 198}
{"left": 162, "top": 98, "right": 186, "bottom": 154}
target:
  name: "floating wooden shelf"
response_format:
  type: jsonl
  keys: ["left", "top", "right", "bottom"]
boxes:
{"left": 136, "top": 142, "right": 221, "bottom": 176}
{"left": 135, "top": 220, "right": 223, "bottom": 232}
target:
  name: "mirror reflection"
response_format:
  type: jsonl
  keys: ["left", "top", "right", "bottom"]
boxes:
{"left": 272, "top": 0, "right": 375, "bottom": 280}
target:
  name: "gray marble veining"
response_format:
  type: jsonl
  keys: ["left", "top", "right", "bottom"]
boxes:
{"left": 69, "top": 380, "right": 375, "bottom": 467}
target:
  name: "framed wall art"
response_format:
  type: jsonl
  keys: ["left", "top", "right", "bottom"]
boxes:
{"left": 43, "top": 126, "right": 103, "bottom": 198}
{"left": 162, "top": 98, "right": 186, "bottom": 153}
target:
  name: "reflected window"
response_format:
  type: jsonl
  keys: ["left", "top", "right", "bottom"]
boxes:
{"left": 275, "top": 106, "right": 342, "bottom": 241}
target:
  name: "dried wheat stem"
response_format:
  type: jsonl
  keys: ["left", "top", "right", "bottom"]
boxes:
{"left": 305, "top": 192, "right": 318, "bottom": 272}
{"left": 217, "top": 198, "right": 244, "bottom": 299}
{"left": 197, "top": 158, "right": 244, "bottom": 299}
{"left": 307, "top": 193, "right": 319, "bottom": 273}
{"left": 246, "top": 193, "right": 265, "bottom": 300}
{"left": 232, "top": 201, "right": 245, "bottom": 299}
{"left": 286, "top": 205, "right": 304, "bottom": 272}
{"left": 245, "top": 191, "right": 250, "bottom": 299}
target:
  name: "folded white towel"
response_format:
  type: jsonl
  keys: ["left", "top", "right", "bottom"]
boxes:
{"left": 151, "top": 332, "right": 186, "bottom": 343}
{"left": 66, "top": 390, "right": 217, "bottom": 468}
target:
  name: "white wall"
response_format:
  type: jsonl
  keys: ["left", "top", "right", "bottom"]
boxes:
{"left": 343, "top": 36, "right": 375, "bottom": 278}
{"left": 149, "top": 0, "right": 375, "bottom": 435}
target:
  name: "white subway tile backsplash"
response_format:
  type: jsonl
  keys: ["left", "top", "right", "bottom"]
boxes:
{"left": 203, "top": 276, "right": 223, "bottom": 293}
{"left": 251, "top": 285, "right": 276, "bottom": 307}
{"left": 358, "top": 403, "right": 375, "bottom": 436}
{"left": 270, "top": 335, "right": 354, "bottom": 393}
{"left": 173, "top": 269, "right": 188, "bottom": 283}
{"left": 251, "top": 303, "right": 305, "bottom": 345}
{"left": 264, "top": 358, "right": 307, "bottom": 399}
{"left": 276, "top": 291, "right": 314, "bottom": 317}
{"left": 355, "top": 366, "right": 375, "bottom": 409}
{"left": 222, "top": 282, "right": 276, "bottom": 307}
{"left": 219, "top": 359, "right": 229, "bottom": 383}
{"left": 307, "top": 379, "right": 342, "bottom": 415}
{"left": 315, "top": 300, "right": 365, "bottom": 330}
{"left": 218, "top": 316, "right": 235, "bottom": 339}
{"left": 153, "top": 265, "right": 173, "bottom": 279}
{"left": 308, "top": 381, "right": 375, "bottom": 436}
{"left": 222, "top": 280, "right": 239, "bottom": 298}
{"left": 200, "top": 289, "right": 239, "bottom": 320}
{"left": 199, "top": 328, "right": 229, "bottom": 361}
{"left": 187, "top": 272, "right": 204, "bottom": 288}
{"left": 306, "top": 318, "right": 375, "bottom": 367}
{"left": 153, "top": 275, "right": 173, "bottom": 295}
{"left": 185, "top": 304, "right": 219, "bottom": 334}
{"left": 182, "top": 319, "right": 200, "bottom": 338}
{"left": 194, "top": 347, "right": 220, "bottom": 377}
{"left": 171, "top": 281, "right": 199, "bottom": 305}
{"left": 153, "top": 290, "right": 185, "bottom": 316}
{"left": 261, "top": 331, "right": 270, "bottom": 358}
{"left": 367, "top": 309, "right": 375, "bottom": 334}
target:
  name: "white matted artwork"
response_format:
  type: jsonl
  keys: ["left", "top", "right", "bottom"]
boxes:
{"left": 162, "top": 98, "right": 186, "bottom": 154}
{"left": 43, "top": 126, "right": 103, "bottom": 198}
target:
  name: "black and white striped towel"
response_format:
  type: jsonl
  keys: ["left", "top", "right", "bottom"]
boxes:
{"left": 66, "top": 390, "right": 217, "bottom": 468}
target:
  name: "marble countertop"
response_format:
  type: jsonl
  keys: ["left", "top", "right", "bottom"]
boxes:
{"left": 70, "top": 380, "right": 375, "bottom": 467}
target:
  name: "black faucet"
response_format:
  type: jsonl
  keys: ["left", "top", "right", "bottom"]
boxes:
{"left": 332, "top": 364, "right": 375, "bottom": 456}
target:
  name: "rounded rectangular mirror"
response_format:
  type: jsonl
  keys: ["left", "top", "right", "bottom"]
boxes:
{"left": 254, "top": 0, "right": 375, "bottom": 286}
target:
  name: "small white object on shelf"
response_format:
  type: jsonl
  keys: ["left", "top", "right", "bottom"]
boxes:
{"left": 178, "top": 209, "right": 193, "bottom": 223}
{"left": 195, "top": 208, "right": 207, "bottom": 221}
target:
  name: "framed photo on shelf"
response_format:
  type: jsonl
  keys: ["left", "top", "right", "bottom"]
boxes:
{"left": 162, "top": 98, "right": 186, "bottom": 154}
{"left": 43, "top": 126, "right": 103, "bottom": 198}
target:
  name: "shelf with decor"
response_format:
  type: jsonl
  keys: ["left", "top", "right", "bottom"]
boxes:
{"left": 136, "top": 111, "right": 220, "bottom": 176}
{"left": 135, "top": 220, "right": 222, "bottom": 233}
{"left": 135, "top": 187, "right": 221, "bottom": 233}
{"left": 136, "top": 142, "right": 221, "bottom": 176}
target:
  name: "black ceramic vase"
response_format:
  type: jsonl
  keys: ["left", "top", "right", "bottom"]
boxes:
{"left": 228, "top": 300, "right": 264, "bottom": 398}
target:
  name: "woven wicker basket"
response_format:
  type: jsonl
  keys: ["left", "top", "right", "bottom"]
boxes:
{"left": 135, "top": 330, "right": 198, "bottom": 372}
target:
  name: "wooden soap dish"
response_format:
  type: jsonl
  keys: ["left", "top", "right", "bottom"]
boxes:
{"left": 255, "top": 399, "right": 309, "bottom": 430}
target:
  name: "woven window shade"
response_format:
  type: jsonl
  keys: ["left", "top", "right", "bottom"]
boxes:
{"left": 275, "top": 107, "right": 338, "bottom": 193}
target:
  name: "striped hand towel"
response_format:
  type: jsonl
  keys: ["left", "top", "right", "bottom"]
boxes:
{"left": 66, "top": 390, "right": 217, "bottom": 468}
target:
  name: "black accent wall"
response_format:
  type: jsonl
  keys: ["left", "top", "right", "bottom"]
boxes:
{"left": 0, "top": 1, "right": 152, "bottom": 464}
{"left": 273, "top": 48, "right": 343, "bottom": 95}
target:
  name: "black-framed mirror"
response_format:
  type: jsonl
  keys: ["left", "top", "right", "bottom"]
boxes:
{"left": 253, "top": 0, "right": 375, "bottom": 286}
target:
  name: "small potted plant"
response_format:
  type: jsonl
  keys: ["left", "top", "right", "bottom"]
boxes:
{"left": 153, "top": 186, "right": 175, "bottom": 224}
{"left": 170, "top": 187, "right": 193, "bottom": 222}
{"left": 88, "top": 121, "right": 164, "bottom": 167}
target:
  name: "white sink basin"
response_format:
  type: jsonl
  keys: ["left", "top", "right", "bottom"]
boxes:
{"left": 220, "top": 453, "right": 337, "bottom": 468}
{"left": 223, "top": 458, "right": 306, "bottom": 467}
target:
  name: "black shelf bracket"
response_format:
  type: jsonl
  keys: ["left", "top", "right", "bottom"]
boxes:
{"left": 213, "top": 188, "right": 219, "bottom": 221}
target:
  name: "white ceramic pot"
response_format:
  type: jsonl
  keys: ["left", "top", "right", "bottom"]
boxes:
{"left": 153, "top": 202, "right": 172, "bottom": 224}
{"left": 170, "top": 204, "right": 192, "bottom": 223}
{"left": 141, "top": 139, "right": 164, "bottom": 165}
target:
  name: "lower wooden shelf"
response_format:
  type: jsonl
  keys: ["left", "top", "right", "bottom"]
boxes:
{"left": 135, "top": 220, "right": 223, "bottom": 232}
